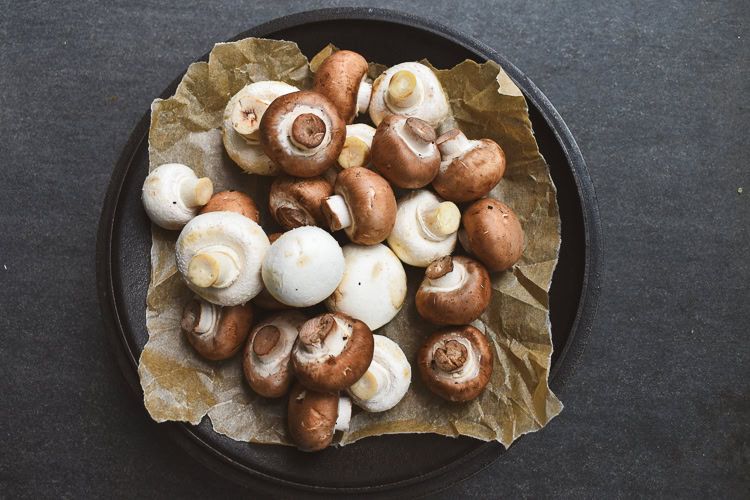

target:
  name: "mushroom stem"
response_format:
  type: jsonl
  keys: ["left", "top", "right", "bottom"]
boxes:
{"left": 253, "top": 325, "right": 281, "bottom": 357}
{"left": 187, "top": 246, "right": 241, "bottom": 289}
{"left": 387, "top": 70, "right": 423, "bottom": 109}
{"left": 231, "top": 96, "right": 264, "bottom": 142}
{"left": 179, "top": 177, "right": 213, "bottom": 208}
{"left": 436, "top": 129, "right": 471, "bottom": 160}
{"left": 434, "top": 339, "right": 468, "bottom": 372}
{"left": 290, "top": 113, "right": 327, "bottom": 150}
{"left": 418, "top": 201, "right": 461, "bottom": 240}
{"left": 334, "top": 396, "right": 352, "bottom": 432}
{"left": 349, "top": 362, "right": 387, "bottom": 401}
{"left": 338, "top": 136, "right": 370, "bottom": 169}
{"left": 322, "top": 195, "right": 353, "bottom": 231}
{"left": 357, "top": 80, "right": 372, "bottom": 114}
{"left": 194, "top": 300, "right": 218, "bottom": 334}
{"left": 427, "top": 260, "right": 464, "bottom": 290}
{"left": 399, "top": 117, "right": 436, "bottom": 157}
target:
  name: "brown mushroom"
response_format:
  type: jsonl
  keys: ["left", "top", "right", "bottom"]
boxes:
{"left": 321, "top": 167, "right": 396, "bottom": 245}
{"left": 180, "top": 296, "right": 253, "bottom": 360}
{"left": 292, "top": 312, "right": 374, "bottom": 392}
{"left": 415, "top": 256, "right": 492, "bottom": 325}
{"left": 433, "top": 129, "right": 506, "bottom": 202}
{"left": 252, "top": 233, "right": 291, "bottom": 310}
{"left": 287, "top": 383, "right": 352, "bottom": 452}
{"left": 199, "top": 190, "right": 260, "bottom": 223}
{"left": 268, "top": 175, "right": 333, "bottom": 230}
{"left": 312, "top": 50, "right": 371, "bottom": 124}
{"left": 417, "top": 325, "right": 493, "bottom": 403}
{"left": 371, "top": 115, "right": 441, "bottom": 189}
{"left": 259, "top": 91, "right": 346, "bottom": 178}
{"left": 461, "top": 198, "right": 524, "bottom": 271}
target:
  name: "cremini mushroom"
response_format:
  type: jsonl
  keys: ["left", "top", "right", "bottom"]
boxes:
{"left": 417, "top": 325, "right": 493, "bottom": 403}
{"left": 222, "top": 81, "right": 298, "bottom": 176}
{"left": 261, "top": 226, "right": 345, "bottom": 307}
{"left": 369, "top": 62, "right": 450, "bottom": 128}
{"left": 325, "top": 243, "right": 407, "bottom": 330}
{"left": 348, "top": 335, "right": 411, "bottom": 412}
{"left": 461, "top": 198, "right": 524, "bottom": 271}
{"left": 142, "top": 163, "right": 213, "bottom": 230}
{"left": 312, "top": 50, "right": 371, "bottom": 124}
{"left": 252, "top": 233, "right": 292, "bottom": 310}
{"left": 321, "top": 167, "right": 397, "bottom": 245}
{"left": 200, "top": 190, "right": 260, "bottom": 223}
{"left": 287, "top": 383, "right": 351, "bottom": 452}
{"left": 243, "top": 310, "right": 307, "bottom": 398}
{"left": 371, "top": 115, "right": 441, "bottom": 189}
{"left": 180, "top": 296, "right": 253, "bottom": 360}
{"left": 268, "top": 174, "right": 332, "bottom": 230}
{"left": 259, "top": 90, "right": 346, "bottom": 177}
{"left": 386, "top": 189, "right": 461, "bottom": 267}
{"left": 415, "top": 256, "right": 492, "bottom": 325}
{"left": 292, "top": 312, "right": 374, "bottom": 392}
{"left": 176, "top": 211, "right": 270, "bottom": 306}
{"left": 433, "top": 129, "right": 506, "bottom": 202}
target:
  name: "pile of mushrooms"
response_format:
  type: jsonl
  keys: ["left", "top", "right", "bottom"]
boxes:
{"left": 141, "top": 46, "right": 528, "bottom": 452}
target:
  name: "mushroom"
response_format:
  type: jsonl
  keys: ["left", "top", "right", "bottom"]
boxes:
{"left": 461, "top": 198, "right": 524, "bottom": 271}
{"left": 287, "top": 383, "right": 351, "bottom": 452}
{"left": 176, "top": 211, "right": 270, "bottom": 306}
{"left": 141, "top": 163, "right": 213, "bottom": 230}
{"left": 433, "top": 129, "right": 506, "bottom": 202}
{"left": 259, "top": 90, "right": 346, "bottom": 178}
{"left": 252, "top": 233, "right": 292, "bottom": 310}
{"left": 180, "top": 296, "right": 254, "bottom": 360}
{"left": 261, "top": 226, "right": 345, "bottom": 307}
{"left": 268, "top": 174, "right": 332, "bottom": 230}
{"left": 321, "top": 167, "right": 397, "bottom": 245}
{"left": 371, "top": 115, "right": 441, "bottom": 189}
{"left": 417, "top": 325, "right": 493, "bottom": 403}
{"left": 415, "top": 256, "right": 492, "bottom": 325}
{"left": 337, "top": 123, "right": 376, "bottom": 170}
{"left": 222, "top": 81, "right": 299, "bottom": 176}
{"left": 199, "top": 190, "right": 260, "bottom": 223}
{"left": 292, "top": 312, "right": 374, "bottom": 392}
{"left": 243, "top": 310, "right": 307, "bottom": 398}
{"left": 386, "top": 189, "right": 461, "bottom": 267}
{"left": 369, "top": 62, "right": 450, "bottom": 128}
{"left": 348, "top": 335, "right": 411, "bottom": 412}
{"left": 312, "top": 50, "right": 372, "bottom": 124}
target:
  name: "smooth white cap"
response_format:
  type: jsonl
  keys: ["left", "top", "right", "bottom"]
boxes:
{"left": 347, "top": 335, "right": 411, "bottom": 412}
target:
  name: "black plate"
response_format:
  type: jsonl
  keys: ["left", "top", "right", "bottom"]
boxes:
{"left": 96, "top": 8, "right": 602, "bottom": 498}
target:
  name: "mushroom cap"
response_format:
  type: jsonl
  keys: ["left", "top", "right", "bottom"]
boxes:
{"left": 386, "top": 190, "right": 458, "bottom": 267}
{"left": 325, "top": 243, "right": 407, "bottom": 330}
{"left": 200, "top": 190, "right": 260, "bottom": 223}
{"left": 176, "top": 211, "right": 270, "bottom": 306}
{"left": 371, "top": 115, "right": 441, "bottom": 189}
{"left": 369, "top": 62, "right": 450, "bottom": 128}
{"left": 181, "top": 296, "right": 254, "bottom": 360}
{"left": 347, "top": 335, "right": 411, "bottom": 412}
{"left": 269, "top": 174, "right": 333, "bottom": 230}
{"left": 142, "top": 163, "right": 208, "bottom": 230}
{"left": 243, "top": 310, "right": 307, "bottom": 398}
{"left": 312, "top": 50, "right": 369, "bottom": 124}
{"left": 222, "top": 81, "right": 298, "bottom": 175}
{"left": 261, "top": 226, "right": 345, "bottom": 307}
{"left": 253, "top": 233, "right": 291, "bottom": 310}
{"left": 287, "top": 383, "right": 340, "bottom": 452}
{"left": 463, "top": 198, "right": 524, "bottom": 271}
{"left": 415, "top": 256, "right": 492, "bottom": 325}
{"left": 293, "top": 312, "right": 374, "bottom": 392}
{"left": 259, "top": 90, "right": 346, "bottom": 177}
{"left": 433, "top": 134, "right": 506, "bottom": 202}
{"left": 417, "top": 325, "right": 493, "bottom": 403}
{"left": 323, "top": 167, "right": 397, "bottom": 245}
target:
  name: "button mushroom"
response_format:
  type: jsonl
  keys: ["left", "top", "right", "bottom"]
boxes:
{"left": 348, "top": 335, "right": 411, "bottom": 412}
{"left": 386, "top": 189, "right": 461, "bottom": 267}
{"left": 259, "top": 90, "right": 346, "bottom": 178}
{"left": 176, "top": 211, "right": 270, "bottom": 306}
{"left": 287, "top": 383, "right": 351, "bottom": 452}
{"left": 261, "top": 226, "right": 345, "bottom": 307}
{"left": 461, "top": 198, "right": 524, "bottom": 271}
{"left": 337, "top": 123, "right": 376, "bottom": 170}
{"left": 415, "top": 256, "right": 492, "bottom": 325}
{"left": 222, "top": 81, "right": 299, "bottom": 176}
{"left": 321, "top": 167, "right": 397, "bottom": 245}
{"left": 312, "top": 50, "right": 372, "bottom": 124}
{"left": 433, "top": 129, "right": 507, "bottom": 202}
{"left": 243, "top": 310, "right": 307, "bottom": 398}
{"left": 325, "top": 243, "right": 407, "bottom": 330}
{"left": 252, "top": 233, "right": 292, "bottom": 310}
{"left": 141, "top": 163, "right": 214, "bottom": 230}
{"left": 268, "top": 174, "right": 332, "bottom": 231}
{"left": 417, "top": 325, "right": 493, "bottom": 403}
{"left": 371, "top": 115, "right": 441, "bottom": 189}
{"left": 292, "top": 312, "right": 374, "bottom": 392}
{"left": 199, "top": 190, "right": 260, "bottom": 223}
{"left": 180, "top": 296, "right": 254, "bottom": 360}
{"left": 369, "top": 62, "right": 450, "bottom": 128}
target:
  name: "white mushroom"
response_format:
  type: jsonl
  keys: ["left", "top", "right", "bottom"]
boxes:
{"left": 325, "top": 244, "right": 407, "bottom": 330}
{"left": 369, "top": 62, "right": 450, "bottom": 128}
{"left": 338, "top": 123, "right": 377, "bottom": 169}
{"left": 176, "top": 211, "right": 270, "bottom": 306}
{"left": 261, "top": 226, "right": 345, "bottom": 307}
{"left": 386, "top": 189, "right": 461, "bottom": 267}
{"left": 141, "top": 163, "right": 213, "bottom": 230}
{"left": 348, "top": 335, "right": 411, "bottom": 412}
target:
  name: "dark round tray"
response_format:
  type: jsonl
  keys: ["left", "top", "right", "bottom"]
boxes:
{"left": 96, "top": 8, "right": 602, "bottom": 498}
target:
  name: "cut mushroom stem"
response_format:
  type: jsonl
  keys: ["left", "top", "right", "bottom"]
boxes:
{"left": 434, "top": 339, "right": 469, "bottom": 372}
{"left": 436, "top": 129, "right": 472, "bottom": 160}
{"left": 290, "top": 113, "right": 327, "bottom": 150}
{"left": 357, "top": 80, "right": 372, "bottom": 114}
{"left": 179, "top": 177, "right": 214, "bottom": 208}
{"left": 180, "top": 298, "right": 219, "bottom": 335}
{"left": 187, "top": 246, "right": 240, "bottom": 289}
{"left": 252, "top": 325, "right": 281, "bottom": 357}
{"left": 322, "top": 195, "right": 353, "bottom": 231}
{"left": 388, "top": 70, "right": 422, "bottom": 109}
{"left": 349, "top": 363, "right": 385, "bottom": 401}
{"left": 231, "top": 95, "right": 268, "bottom": 142}
{"left": 401, "top": 117, "right": 436, "bottom": 155}
{"left": 334, "top": 396, "right": 352, "bottom": 432}
{"left": 338, "top": 136, "right": 370, "bottom": 169}
{"left": 418, "top": 200, "right": 461, "bottom": 240}
{"left": 424, "top": 256, "right": 463, "bottom": 289}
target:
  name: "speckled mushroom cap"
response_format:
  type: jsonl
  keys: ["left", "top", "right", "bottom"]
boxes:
{"left": 417, "top": 325, "right": 494, "bottom": 403}
{"left": 268, "top": 174, "right": 333, "bottom": 230}
{"left": 200, "top": 190, "right": 260, "bottom": 223}
{"left": 181, "top": 296, "right": 254, "bottom": 361}
{"left": 371, "top": 115, "right": 441, "bottom": 189}
{"left": 312, "top": 50, "right": 371, "bottom": 124}
{"left": 287, "top": 383, "right": 351, "bottom": 452}
{"left": 462, "top": 198, "right": 524, "bottom": 272}
{"left": 141, "top": 163, "right": 213, "bottom": 230}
